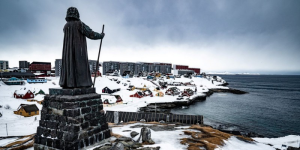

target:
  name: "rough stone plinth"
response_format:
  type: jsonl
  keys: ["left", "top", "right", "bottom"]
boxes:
{"left": 34, "top": 88, "right": 111, "bottom": 150}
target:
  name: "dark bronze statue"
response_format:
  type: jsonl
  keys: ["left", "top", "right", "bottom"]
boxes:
{"left": 59, "top": 7, "right": 105, "bottom": 88}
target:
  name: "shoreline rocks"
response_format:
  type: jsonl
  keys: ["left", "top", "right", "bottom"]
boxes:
{"left": 139, "top": 88, "right": 247, "bottom": 113}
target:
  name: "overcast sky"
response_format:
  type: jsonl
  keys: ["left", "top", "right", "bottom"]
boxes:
{"left": 0, "top": 0, "right": 299, "bottom": 74}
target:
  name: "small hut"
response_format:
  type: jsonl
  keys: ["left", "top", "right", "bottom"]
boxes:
{"left": 14, "top": 104, "right": 39, "bottom": 117}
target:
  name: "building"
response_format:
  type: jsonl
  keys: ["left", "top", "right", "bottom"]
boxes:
{"left": 1, "top": 72, "right": 35, "bottom": 79}
{"left": 173, "top": 64, "right": 189, "bottom": 70}
{"left": 19, "top": 61, "right": 30, "bottom": 69}
{"left": 102, "top": 61, "right": 120, "bottom": 75}
{"left": 188, "top": 68, "right": 201, "bottom": 74}
{"left": 89, "top": 60, "right": 101, "bottom": 74}
{"left": 14, "top": 104, "right": 39, "bottom": 117}
{"left": 55, "top": 59, "right": 62, "bottom": 76}
{"left": 159, "top": 63, "right": 172, "bottom": 74}
{"left": 3, "top": 77, "right": 25, "bottom": 85}
{"left": 134, "top": 62, "right": 150, "bottom": 75}
{"left": 176, "top": 70, "right": 195, "bottom": 75}
{"left": 14, "top": 89, "right": 35, "bottom": 99}
{"left": 0, "top": 60, "right": 9, "bottom": 70}
{"left": 173, "top": 64, "right": 201, "bottom": 75}
{"left": 119, "top": 62, "right": 135, "bottom": 76}
{"left": 29, "top": 62, "right": 51, "bottom": 76}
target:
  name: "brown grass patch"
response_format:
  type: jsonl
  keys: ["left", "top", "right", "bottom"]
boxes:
{"left": 110, "top": 132, "right": 123, "bottom": 139}
{"left": 180, "top": 125, "right": 254, "bottom": 150}
{"left": 0, "top": 134, "right": 35, "bottom": 150}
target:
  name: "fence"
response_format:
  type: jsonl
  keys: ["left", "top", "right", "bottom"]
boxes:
{"left": 105, "top": 111, "right": 203, "bottom": 125}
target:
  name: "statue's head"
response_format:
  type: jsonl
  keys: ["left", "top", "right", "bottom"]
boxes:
{"left": 66, "top": 7, "right": 80, "bottom": 21}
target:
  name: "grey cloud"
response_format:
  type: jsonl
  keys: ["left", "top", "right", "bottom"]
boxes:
{"left": 0, "top": 0, "right": 299, "bottom": 74}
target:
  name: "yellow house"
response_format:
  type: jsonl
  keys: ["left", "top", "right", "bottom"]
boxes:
{"left": 14, "top": 104, "right": 39, "bottom": 117}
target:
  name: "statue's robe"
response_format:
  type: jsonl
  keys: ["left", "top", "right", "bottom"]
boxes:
{"left": 59, "top": 20, "right": 103, "bottom": 88}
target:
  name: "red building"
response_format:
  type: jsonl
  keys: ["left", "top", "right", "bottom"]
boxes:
{"left": 173, "top": 65, "right": 189, "bottom": 70}
{"left": 14, "top": 90, "right": 35, "bottom": 99}
{"left": 29, "top": 62, "right": 51, "bottom": 76}
{"left": 130, "top": 91, "right": 144, "bottom": 98}
{"left": 188, "top": 68, "right": 201, "bottom": 74}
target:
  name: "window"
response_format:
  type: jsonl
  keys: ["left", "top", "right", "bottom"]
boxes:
{"left": 20, "top": 112, "right": 22, "bottom": 115}
{"left": 29, "top": 112, "right": 31, "bottom": 115}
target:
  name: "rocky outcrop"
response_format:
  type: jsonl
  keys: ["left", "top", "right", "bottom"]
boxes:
{"left": 209, "top": 88, "right": 248, "bottom": 94}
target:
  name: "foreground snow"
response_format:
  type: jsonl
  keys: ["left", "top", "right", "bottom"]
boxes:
{"left": 216, "top": 136, "right": 275, "bottom": 150}
{"left": 254, "top": 135, "right": 300, "bottom": 150}
{"left": 103, "top": 123, "right": 190, "bottom": 150}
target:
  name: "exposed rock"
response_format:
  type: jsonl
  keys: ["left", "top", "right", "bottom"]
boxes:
{"left": 130, "top": 131, "right": 139, "bottom": 138}
{"left": 130, "top": 124, "right": 177, "bottom": 131}
{"left": 287, "top": 146, "right": 300, "bottom": 150}
{"left": 93, "top": 144, "right": 112, "bottom": 150}
{"left": 210, "top": 88, "right": 247, "bottom": 94}
{"left": 117, "top": 136, "right": 132, "bottom": 142}
{"left": 122, "top": 130, "right": 131, "bottom": 132}
{"left": 139, "top": 146, "right": 160, "bottom": 150}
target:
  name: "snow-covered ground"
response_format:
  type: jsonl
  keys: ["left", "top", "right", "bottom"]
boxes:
{"left": 0, "top": 75, "right": 299, "bottom": 150}
{"left": 103, "top": 123, "right": 191, "bottom": 150}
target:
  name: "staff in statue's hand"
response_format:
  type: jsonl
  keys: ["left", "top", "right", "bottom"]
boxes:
{"left": 93, "top": 24, "right": 105, "bottom": 88}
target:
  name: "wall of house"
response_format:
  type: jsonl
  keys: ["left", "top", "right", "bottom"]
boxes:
{"left": 14, "top": 108, "right": 39, "bottom": 117}
{"left": 23, "top": 92, "right": 34, "bottom": 99}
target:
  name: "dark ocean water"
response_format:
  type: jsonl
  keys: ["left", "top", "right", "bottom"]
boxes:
{"left": 171, "top": 75, "right": 300, "bottom": 137}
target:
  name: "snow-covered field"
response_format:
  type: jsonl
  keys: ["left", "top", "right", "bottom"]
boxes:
{"left": 0, "top": 75, "right": 299, "bottom": 150}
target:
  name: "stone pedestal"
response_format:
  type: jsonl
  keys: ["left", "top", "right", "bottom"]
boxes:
{"left": 34, "top": 88, "right": 111, "bottom": 150}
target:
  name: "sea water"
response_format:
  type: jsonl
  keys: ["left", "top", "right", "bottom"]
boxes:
{"left": 171, "top": 75, "right": 300, "bottom": 137}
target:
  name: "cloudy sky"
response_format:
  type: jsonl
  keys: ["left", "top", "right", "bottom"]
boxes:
{"left": 0, "top": 0, "right": 299, "bottom": 74}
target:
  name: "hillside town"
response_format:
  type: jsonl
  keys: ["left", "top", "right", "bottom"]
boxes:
{"left": 1, "top": 59, "right": 299, "bottom": 150}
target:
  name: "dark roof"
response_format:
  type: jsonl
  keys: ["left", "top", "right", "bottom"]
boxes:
{"left": 1, "top": 72, "right": 35, "bottom": 78}
{"left": 31, "top": 62, "right": 51, "bottom": 65}
{"left": 22, "top": 104, "right": 39, "bottom": 112}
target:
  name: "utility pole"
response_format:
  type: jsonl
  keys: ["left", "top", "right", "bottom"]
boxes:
{"left": 6, "top": 123, "right": 8, "bottom": 136}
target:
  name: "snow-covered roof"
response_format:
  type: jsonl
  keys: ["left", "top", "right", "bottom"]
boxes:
{"left": 15, "top": 89, "right": 31, "bottom": 95}
{"left": 33, "top": 73, "right": 44, "bottom": 75}
{"left": 34, "top": 94, "right": 44, "bottom": 101}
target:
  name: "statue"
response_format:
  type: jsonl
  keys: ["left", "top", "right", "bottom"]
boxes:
{"left": 59, "top": 7, "right": 105, "bottom": 88}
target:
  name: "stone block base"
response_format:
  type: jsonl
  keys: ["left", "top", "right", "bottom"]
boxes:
{"left": 34, "top": 88, "right": 111, "bottom": 150}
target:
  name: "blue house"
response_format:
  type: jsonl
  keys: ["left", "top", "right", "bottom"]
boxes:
{"left": 3, "top": 77, "right": 25, "bottom": 85}
{"left": 27, "top": 78, "right": 47, "bottom": 84}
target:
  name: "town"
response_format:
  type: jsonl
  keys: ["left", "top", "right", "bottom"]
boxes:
{"left": 0, "top": 60, "right": 200, "bottom": 78}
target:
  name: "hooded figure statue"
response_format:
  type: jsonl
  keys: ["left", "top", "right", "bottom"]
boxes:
{"left": 59, "top": 7, "right": 105, "bottom": 88}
